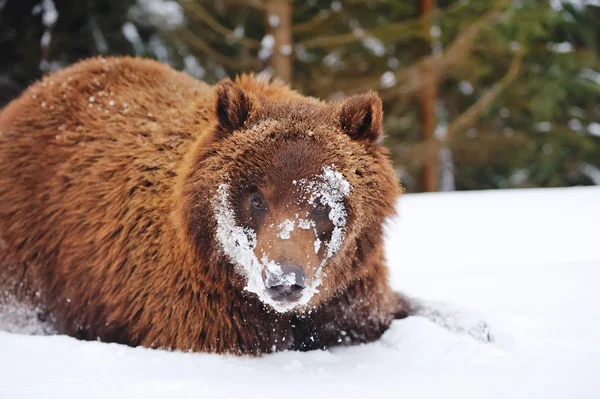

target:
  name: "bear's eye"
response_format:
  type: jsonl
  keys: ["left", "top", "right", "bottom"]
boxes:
{"left": 250, "top": 194, "right": 267, "bottom": 211}
{"left": 311, "top": 199, "right": 330, "bottom": 216}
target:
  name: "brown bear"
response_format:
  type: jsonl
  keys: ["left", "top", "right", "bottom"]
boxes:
{"left": 0, "top": 57, "right": 489, "bottom": 354}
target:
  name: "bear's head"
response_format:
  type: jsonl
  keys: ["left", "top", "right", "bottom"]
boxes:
{"left": 180, "top": 78, "right": 400, "bottom": 313}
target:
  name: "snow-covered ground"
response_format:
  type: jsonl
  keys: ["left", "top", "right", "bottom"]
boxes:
{"left": 1, "top": 187, "right": 599, "bottom": 398}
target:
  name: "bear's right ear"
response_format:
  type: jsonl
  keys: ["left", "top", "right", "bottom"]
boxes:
{"left": 215, "top": 79, "right": 252, "bottom": 138}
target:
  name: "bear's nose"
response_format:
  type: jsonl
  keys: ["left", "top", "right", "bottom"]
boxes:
{"left": 265, "top": 264, "right": 307, "bottom": 301}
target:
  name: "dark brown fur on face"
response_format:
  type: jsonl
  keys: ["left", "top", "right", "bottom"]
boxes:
{"left": 0, "top": 57, "right": 408, "bottom": 355}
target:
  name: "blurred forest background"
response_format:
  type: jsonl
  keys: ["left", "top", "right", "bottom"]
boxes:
{"left": 0, "top": 0, "right": 599, "bottom": 192}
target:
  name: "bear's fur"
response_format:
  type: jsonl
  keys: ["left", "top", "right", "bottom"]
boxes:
{"left": 0, "top": 57, "right": 411, "bottom": 354}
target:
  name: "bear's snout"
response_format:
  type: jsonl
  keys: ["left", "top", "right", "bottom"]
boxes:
{"left": 264, "top": 263, "right": 307, "bottom": 302}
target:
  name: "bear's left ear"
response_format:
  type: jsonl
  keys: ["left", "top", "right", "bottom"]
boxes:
{"left": 215, "top": 79, "right": 252, "bottom": 138}
{"left": 339, "top": 92, "right": 383, "bottom": 143}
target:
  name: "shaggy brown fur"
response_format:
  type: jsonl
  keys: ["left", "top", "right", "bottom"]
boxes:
{"left": 0, "top": 57, "right": 409, "bottom": 354}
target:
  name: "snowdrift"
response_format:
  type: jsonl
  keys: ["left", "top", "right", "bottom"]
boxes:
{"left": 1, "top": 187, "right": 599, "bottom": 398}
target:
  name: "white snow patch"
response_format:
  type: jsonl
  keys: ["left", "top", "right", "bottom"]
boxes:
{"left": 349, "top": 19, "right": 365, "bottom": 38}
{"left": 548, "top": 41, "right": 574, "bottom": 53}
{"left": 128, "top": 0, "right": 184, "bottom": 31}
{"left": 122, "top": 22, "right": 144, "bottom": 55}
{"left": 0, "top": 301, "right": 55, "bottom": 336}
{"left": 259, "top": 34, "right": 275, "bottom": 61}
{"left": 277, "top": 219, "right": 295, "bottom": 240}
{"left": 213, "top": 166, "right": 350, "bottom": 312}
{"left": 534, "top": 121, "right": 552, "bottom": 132}
{"left": 580, "top": 68, "right": 600, "bottom": 85}
{"left": 380, "top": 71, "right": 396, "bottom": 89}
{"left": 459, "top": 81, "right": 474, "bottom": 95}
{"left": 301, "top": 166, "right": 350, "bottom": 259}
{"left": 279, "top": 44, "right": 292, "bottom": 56}
{"left": 183, "top": 55, "right": 206, "bottom": 79}
{"left": 149, "top": 35, "right": 169, "bottom": 63}
{"left": 579, "top": 162, "right": 600, "bottom": 184}
{"left": 387, "top": 57, "right": 400, "bottom": 69}
{"left": 233, "top": 25, "right": 245, "bottom": 38}
{"left": 551, "top": 0, "right": 600, "bottom": 9}
{"left": 587, "top": 122, "right": 600, "bottom": 136}
{"left": 40, "top": 31, "right": 51, "bottom": 47}
{"left": 323, "top": 52, "right": 341, "bottom": 67}
{"left": 568, "top": 118, "right": 583, "bottom": 132}
{"left": 262, "top": 257, "right": 296, "bottom": 288}
{"left": 41, "top": 0, "right": 58, "bottom": 27}
{"left": 362, "top": 36, "right": 385, "bottom": 57}
{"left": 268, "top": 14, "right": 280, "bottom": 28}
{"left": 314, "top": 237, "right": 321, "bottom": 254}
{"left": 509, "top": 169, "right": 529, "bottom": 186}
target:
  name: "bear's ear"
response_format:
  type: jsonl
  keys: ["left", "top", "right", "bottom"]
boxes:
{"left": 339, "top": 92, "right": 383, "bottom": 143}
{"left": 215, "top": 79, "right": 252, "bottom": 137}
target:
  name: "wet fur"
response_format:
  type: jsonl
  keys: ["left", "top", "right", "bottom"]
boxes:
{"left": 0, "top": 57, "right": 407, "bottom": 354}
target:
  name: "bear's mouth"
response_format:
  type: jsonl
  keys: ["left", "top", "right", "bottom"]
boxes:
{"left": 265, "top": 283, "right": 305, "bottom": 302}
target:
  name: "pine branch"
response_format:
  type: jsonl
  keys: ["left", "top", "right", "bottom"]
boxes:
{"left": 180, "top": 2, "right": 261, "bottom": 49}
{"left": 446, "top": 49, "right": 524, "bottom": 141}
{"left": 296, "top": 1, "right": 467, "bottom": 49}
{"left": 332, "top": 0, "right": 512, "bottom": 98}
{"left": 178, "top": 29, "right": 261, "bottom": 70}
{"left": 293, "top": 11, "right": 339, "bottom": 34}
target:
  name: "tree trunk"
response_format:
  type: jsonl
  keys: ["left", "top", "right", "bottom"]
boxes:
{"left": 419, "top": 0, "right": 438, "bottom": 192}
{"left": 265, "top": 0, "right": 293, "bottom": 83}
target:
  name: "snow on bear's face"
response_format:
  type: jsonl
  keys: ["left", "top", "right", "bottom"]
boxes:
{"left": 213, "top": 161, "right": 350, "bottom": 312}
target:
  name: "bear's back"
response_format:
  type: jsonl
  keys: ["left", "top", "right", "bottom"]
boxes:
{"left": 0, "top": 57, "right": 212, "bottom": 188}
{"left": 0, "top": 58, "right": 213, "bottom": 322}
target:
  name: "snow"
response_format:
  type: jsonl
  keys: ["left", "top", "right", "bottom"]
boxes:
{"left": 322, "top": 51, "right": 341, "bottom": 67}
{"left": 534, "top": 121, "right": 552, "bottom": 132}
{"left": 2, "top": 187, "right": 600, "bottom": 398}
{"left": 40, "top": 31, "right": 51, "bottom": 47}
{"left": 233, "top": 25, "right": 245, "bottom": 39}
{"left": 588, "top": 122, "right": 600, "bottom": 137}
{"left": 279, "top": 44, "right": 292, "bottom": 56}
{"left": 212, "top": 165, "right": 350, "bottom": 312}
{"left": 548, "top": 41, "right": 574, "bottom": 53}
{"left": 258, "top": 34, "right": 275, "bottom": 61}
{"left": 361, "top": 36, "right": 385, "bottom": 57}
{"left": 128, "top": 0, "right": 184, "bottom": 31}
{"left": 149, "top": 35, "right": 170, "bottom": 63}
{"left": 387, "top": 57, "right": 400, "bottom": 69}
{"left": 41, "top": 0, "right": 58, "bottom": 27}
{"left": 580, "top": 68, "right": 600, "bottom": 85}
{"left": 458, "top": 80, "right": 474, "bottom": 95}
{"left": 277, "top": 219, "right": 295, "bottom": 240}
{"left": 183, "top": 55, "right": 206, "bottom": 79}
{"left": 568, "top": 118, "right": 583, "bottom": 132}
{"left": 268, "top": 14, "right": 280, "bottom": 28}
{"left": 380, "top": 71, "right": 397, "bottom": 89}
{"left": 122, "top": 22, "right": 144, "bottom": 55}
{"left": 551, "top": 0, "right": 600, "bottom": 10}
{"left": 579, "top": 163, "right": 600, "bottom": 184}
